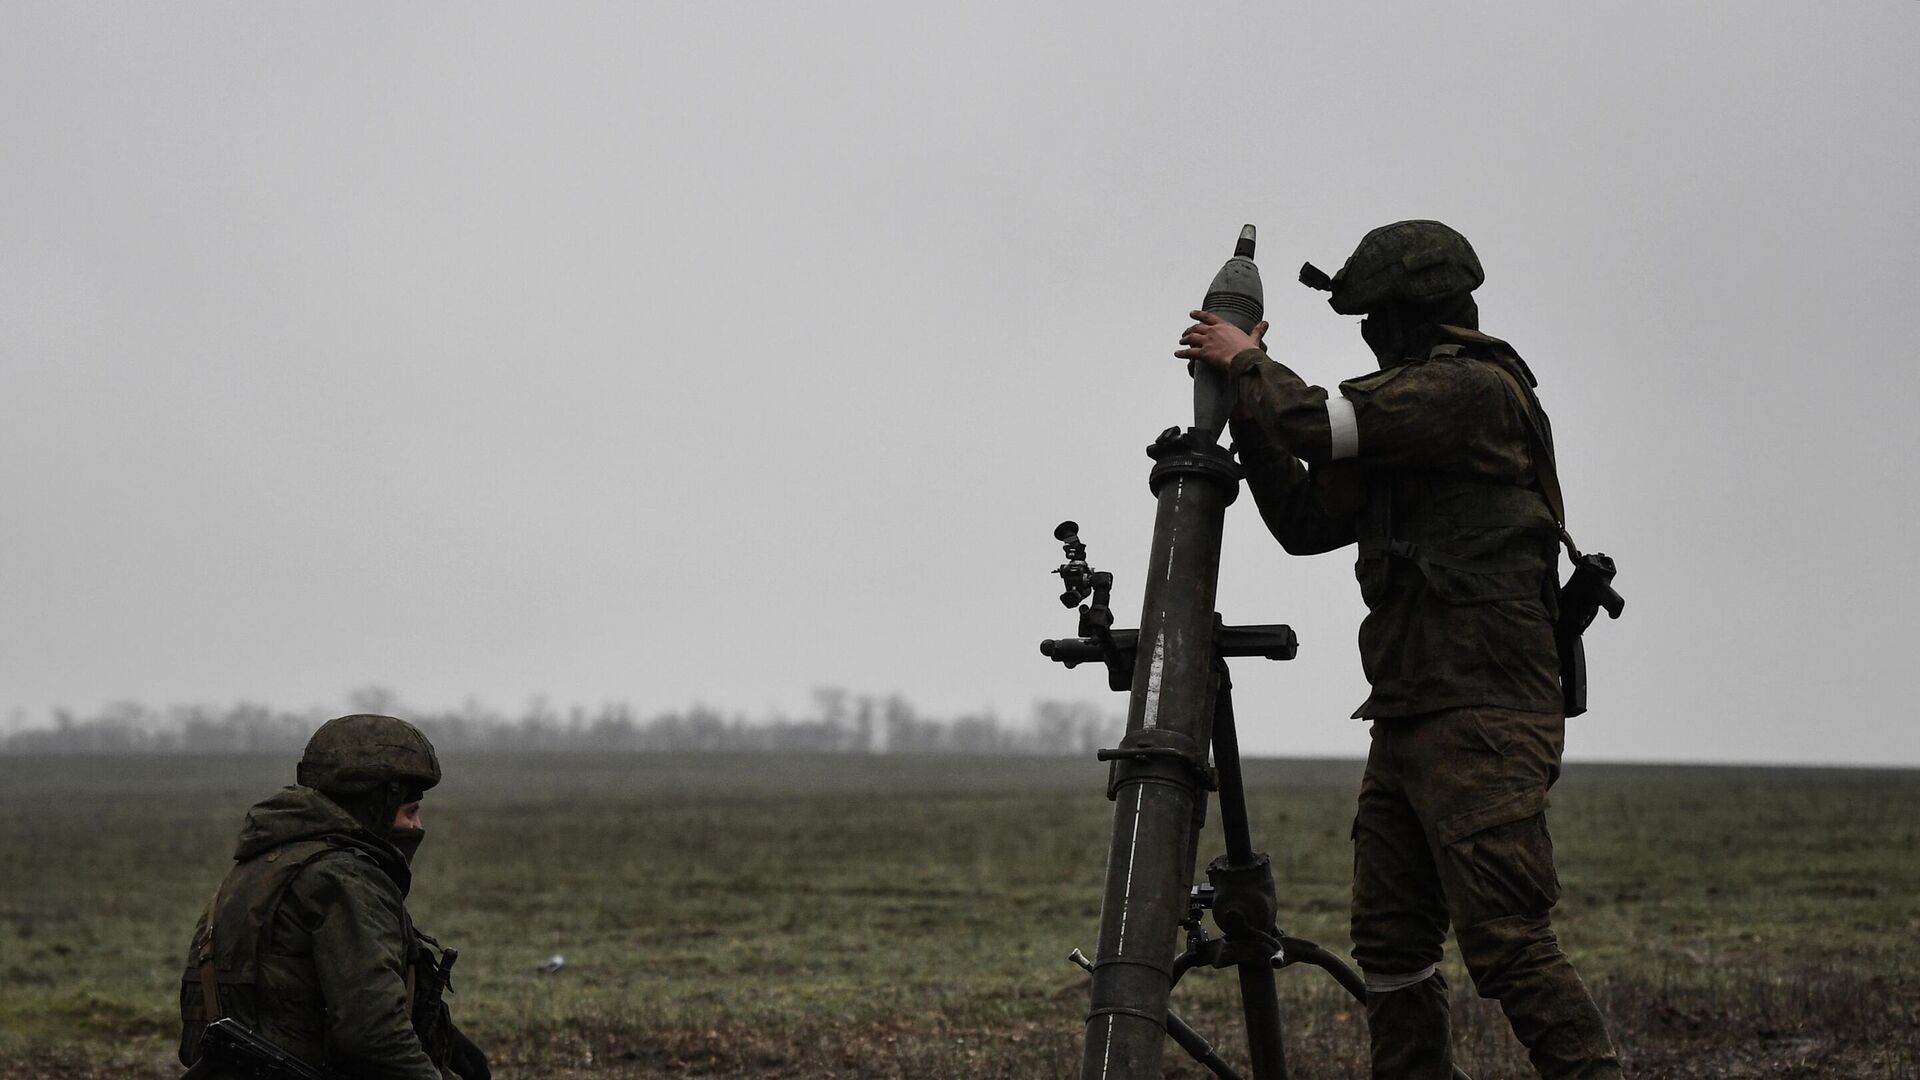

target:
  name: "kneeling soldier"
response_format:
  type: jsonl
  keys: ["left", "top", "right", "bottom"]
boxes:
{"left": 178, "top": 714, "right": 490, "bottom": 1079}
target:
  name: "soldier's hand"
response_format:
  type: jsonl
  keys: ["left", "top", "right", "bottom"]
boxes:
{"left": 1176, "top": 310, "right": 1268, "bottom": 372}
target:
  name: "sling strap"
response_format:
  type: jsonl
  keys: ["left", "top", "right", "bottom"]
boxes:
{"left": 196, "top": 885, "right": 224, "bottom": 1020}
{"left": 1483, "top": 357, "right": 1582, "bottom": 560}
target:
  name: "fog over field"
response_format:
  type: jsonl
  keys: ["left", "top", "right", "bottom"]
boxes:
{"left": 2, "top": 5, "right": 1916, "bottom": 766}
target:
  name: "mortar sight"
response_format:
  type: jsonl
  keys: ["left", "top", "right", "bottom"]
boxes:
{"left": 1053, "top": 521, "right": 1093, "bottom": 607}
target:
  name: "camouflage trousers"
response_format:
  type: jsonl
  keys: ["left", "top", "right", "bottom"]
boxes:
{"left": 1351, "top": 706, "right": 1621, "bottom": 1079}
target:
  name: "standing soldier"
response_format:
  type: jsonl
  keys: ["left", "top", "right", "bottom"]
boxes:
{"left": 1176, "top": 221, "right": 1622, "bottom": 1079}
{"left": 178, "top": 714, "right": 491, "bottom": 1079}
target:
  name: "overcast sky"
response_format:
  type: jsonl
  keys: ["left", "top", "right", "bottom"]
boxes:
{"left": 3, "top": 4, "right": 1915, "bottom": 766}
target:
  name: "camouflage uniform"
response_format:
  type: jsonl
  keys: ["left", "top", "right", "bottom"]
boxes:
{"left": 1226, "top": 225, "right": 1621, "bottom": 1079}
{"left": 178, "top": 715, "right": 476, "bottom": 1080}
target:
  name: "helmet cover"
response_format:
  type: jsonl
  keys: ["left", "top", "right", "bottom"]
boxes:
{"left": 297, "top": 714, "right": 442, "bottom": 795}
{"left": 1305, "top": 220, "right": 1484, "bottom": 315}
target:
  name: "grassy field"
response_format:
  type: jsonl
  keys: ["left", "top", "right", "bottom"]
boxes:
{"left": 1, "top": 752, "right": 1915, "bottom": 1078}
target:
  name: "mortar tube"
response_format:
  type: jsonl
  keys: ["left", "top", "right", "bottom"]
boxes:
{"left": 1080, "top": 432, "right": 1239, "bottom": 1080}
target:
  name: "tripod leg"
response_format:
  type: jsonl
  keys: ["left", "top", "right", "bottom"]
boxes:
{"left": 1211, "top": 674, "right": 1288, "bottom": 1080}
{"left": 1169, "top": 1010, "right": 1249, "bottom": 1080}
{"left": 1073, "top": 950, "right": 1248, "bottom": 1080}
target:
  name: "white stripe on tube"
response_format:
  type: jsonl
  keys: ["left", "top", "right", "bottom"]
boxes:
{"left": 1327, "top": 395, "right": 1359, "bottom": 460}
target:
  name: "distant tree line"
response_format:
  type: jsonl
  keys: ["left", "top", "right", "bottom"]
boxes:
{"left": 0, "top": 687, "right": 1118, "bottom": 756}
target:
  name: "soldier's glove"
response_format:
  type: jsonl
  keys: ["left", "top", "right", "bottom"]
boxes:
{"left": 448, "top": 1028, "right": 491, "bottom": 1080}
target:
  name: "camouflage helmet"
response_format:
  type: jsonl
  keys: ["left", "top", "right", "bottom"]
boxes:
{"left": 297, "top": 714, "right": 441, "bottom": 795}
{"left": 1299, "top": 220, "right": 1483, "bottom": 315}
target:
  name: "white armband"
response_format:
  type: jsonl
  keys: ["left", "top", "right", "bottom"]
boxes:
{"left": 1327, "top": 395, "right": 1359, "bottom": 460}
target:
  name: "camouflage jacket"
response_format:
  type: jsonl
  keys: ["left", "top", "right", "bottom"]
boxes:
{"left": 178, "top": 785, "right": 443, "bottom": 1080}
{"left": 1227, "top": 325, "right": 1562, "bottom": 719}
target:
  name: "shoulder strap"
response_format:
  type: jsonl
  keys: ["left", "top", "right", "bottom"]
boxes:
{"left": 1483, "top": 360, "right": 1580, "bottom": 559}
{"left": 196, "top": 885, "right": 224, "bottom": 1019}
{"left": 403, "top": 911, "right": 421, "bottom": 1017}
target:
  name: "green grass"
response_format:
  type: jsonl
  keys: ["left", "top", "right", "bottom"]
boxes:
{"left": 2, "top": 753, "right": 1915, "bottom": 1077}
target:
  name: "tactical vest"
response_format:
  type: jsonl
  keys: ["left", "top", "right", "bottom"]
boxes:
{"left": 1353, "top": 351, "right": 1564, "bottom": 614}
{"left": 178, "top": 839, "right": 436, "bottom": 1070}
